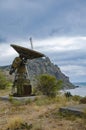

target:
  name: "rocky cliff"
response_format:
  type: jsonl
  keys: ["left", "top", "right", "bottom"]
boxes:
{"left": 27, "top": 57, "right": 75, "bottom": 89}
{"left": 0, "top": 57, "right": 75, "bottom": 89}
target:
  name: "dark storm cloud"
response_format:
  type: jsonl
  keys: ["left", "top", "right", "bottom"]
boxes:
{"left": 0, "top": 0, "right": 86, "bottom": 41}
{"left": 0, "top": 0, "right": 86, "bottom": 82}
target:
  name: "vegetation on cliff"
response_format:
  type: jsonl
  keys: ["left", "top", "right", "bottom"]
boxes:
{"left": 0, "top": 70, "right": 10, "bottom": 89}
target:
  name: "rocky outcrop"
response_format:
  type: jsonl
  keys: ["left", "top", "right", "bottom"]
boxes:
{"left": 27, "top": 57, "right": 75, "bottom": 89}
{"left": 0, "top": 57, "right": 75, "bottom": 89}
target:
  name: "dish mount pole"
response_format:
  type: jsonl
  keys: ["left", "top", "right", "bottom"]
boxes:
{"left": 29, "top": 37, "right": 33, "bottom": 50}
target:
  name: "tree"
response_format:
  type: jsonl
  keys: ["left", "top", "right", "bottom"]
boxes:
{"left": 36, "top": 74, "right": 62, "bottom": 97}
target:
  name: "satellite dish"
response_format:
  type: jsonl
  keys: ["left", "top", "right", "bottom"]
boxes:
{"left": 11, "top": 44, "right": 45, "bottom": 59}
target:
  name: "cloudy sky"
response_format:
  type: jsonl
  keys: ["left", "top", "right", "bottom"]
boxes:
{"left": 0, "top": 0, "right": 86, "bottom": 82}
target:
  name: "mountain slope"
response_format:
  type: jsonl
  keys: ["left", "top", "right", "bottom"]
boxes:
{"left": 27, "top": 57, "right": 75, "bottom": 89}
{"left": 0, "top": 57, "right": 75, "bottom": 89}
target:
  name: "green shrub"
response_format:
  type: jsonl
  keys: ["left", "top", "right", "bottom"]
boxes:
{"left": 64, "top": 91, "right": 72, "bottom": 98}
{"left": 0, "top": 70, "right": 10, "bottom": 89}
{"left": 72, "top": 95, "right": 81, "bottom": 101}
{"left": 80, "top": 97, "right": 86, "bottom": 104}
{"left": 36, "top": 74, "right": 62, "bottom": 97}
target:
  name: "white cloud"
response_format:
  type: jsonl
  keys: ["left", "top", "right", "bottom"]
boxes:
{"left": 0, "top": 36, "right": 86, "bottom": 82}
{"left": 32, "top": 36, "right": 86, "bottom": 52}
{"left": 61, "top": 65, "right": 86, "bottom": 76}
{"left": 0, "top": 43, "right": 18, "bottom": 65}
{"left": 60, "top": 65, "right": 86, "bottom": 82}
{"left": 1, "top": 36, "right": 86, "bottom": 63}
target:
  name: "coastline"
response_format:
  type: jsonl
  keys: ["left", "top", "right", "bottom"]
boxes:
{"left": 63, "top": 86, "right": 86, "bottom": 97}
{"left": 61, "top": 82, "right": 86, "bottom": 97}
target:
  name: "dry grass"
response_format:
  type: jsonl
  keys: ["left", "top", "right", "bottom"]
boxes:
{"left": 0, "top": 89, "right": 86, "bottom": 130}
{"left": 6, "top": 116, "right": 23, "bottom": 130}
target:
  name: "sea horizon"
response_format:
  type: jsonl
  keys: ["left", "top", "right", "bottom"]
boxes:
{"left": 73, "top": 82, "right": 86, "bottom": 87}
{"left": 65, "top": 82, "right": 86, "bottom": 97}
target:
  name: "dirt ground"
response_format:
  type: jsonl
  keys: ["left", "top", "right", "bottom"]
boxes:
{"left": 0, "top": 89, "right": 86, "bottom": 130}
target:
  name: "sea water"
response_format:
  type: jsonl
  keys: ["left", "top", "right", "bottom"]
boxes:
{"left": 64, "top": 82, "right": 86, "bottom": 97}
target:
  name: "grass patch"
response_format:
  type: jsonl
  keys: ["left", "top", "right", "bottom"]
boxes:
{"left": 6, "top": 116, "right": 23, "bottom": 130}
{"left": 34, "top": 95, "right": 67, "bottom": 106}
{"left": 6, "top": 116, "right": 32, "bottom": 130}
{"left": 72, "top": 95, "right": 81, "bottom": 102}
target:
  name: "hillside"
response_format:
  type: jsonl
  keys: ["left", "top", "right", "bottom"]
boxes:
{"left": 0, "top": 57, "right": 75, "bottom": 89}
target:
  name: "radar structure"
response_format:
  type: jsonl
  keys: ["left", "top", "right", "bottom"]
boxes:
{"left": 9, "top": 44, "right": 45, "bottom": 97}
